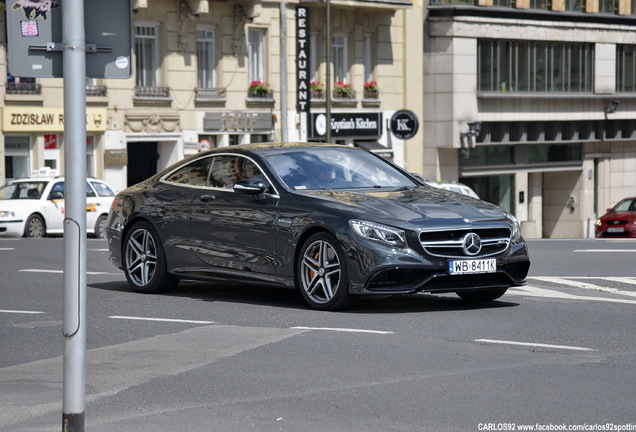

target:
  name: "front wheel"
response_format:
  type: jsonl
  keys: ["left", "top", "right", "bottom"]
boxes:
{"left": 123, "top": 221, "right": 178, "bottom": 293}
{"left": 297, "top": 232, "right": 354, "bottom": 311}
{"left": 24, "top": 214, "right": 45, "bottom": 238}
{"left": 456, "top": 287, "right": 508, "bottom": 302}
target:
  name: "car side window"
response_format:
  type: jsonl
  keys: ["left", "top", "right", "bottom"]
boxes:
{"left": 165, "top": 157, "right": 213, "bottom": 187}
{"left": 209, "top": 155, "right": 268, "bottom": 190}
{"left": 89, "top": 181, "right": 115, "bottom": 197}
{"left": 48, "top": 182, "right": 65, "bottom": 199}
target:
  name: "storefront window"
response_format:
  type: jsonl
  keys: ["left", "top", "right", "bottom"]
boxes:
{"left": 461, "top": 145, "right": 514, "bottom": 167}
{"left": 5, "top": 136, "right": 31, "bottom": 181}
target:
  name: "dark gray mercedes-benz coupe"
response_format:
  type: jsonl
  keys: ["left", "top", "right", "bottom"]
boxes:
{"left": 106, "top": 142, "right": 530, "bottom": 310}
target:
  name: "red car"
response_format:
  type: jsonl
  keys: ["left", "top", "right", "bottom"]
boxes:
{"left": 595, "top": 197, "right": 636, "bottom": 238}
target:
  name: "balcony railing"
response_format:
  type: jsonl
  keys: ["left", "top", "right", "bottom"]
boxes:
{"left": 86, "top": 85, "right": 107, "bottom": 97}
{"left": 332, "top": 89, "right": 357, "bottom": 100}
{"left": 247, "top": 88, "right": 274, "bottom": 99}
{"left": 195, "top": 87, "right": 227, "bottom": 100}
{"left": 6, "top": 82, "right": 42, "bottom": 95}
{"left": 135, "top": 86, "right": 170, "bottom": 98}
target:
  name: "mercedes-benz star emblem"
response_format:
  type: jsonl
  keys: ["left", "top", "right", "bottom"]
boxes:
{"left": 462, "top": 233, "right": 482, "bottom": 256}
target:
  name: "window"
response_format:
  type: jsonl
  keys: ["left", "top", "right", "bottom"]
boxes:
{"left": 209, "top": 156, "right": 265, "bottom": 189}
{"left": 478, "top": 39, "right": 594, "bottom": 93}
{"left": 197, "top": 26, "right": 216, "bottom": 89}
{"left": 617, "top": 45, "right": 636, "bottom": 92}
{"left": 135, "top": 24, "right": 159, "bottom": 87}
{"left": 248, "top": 29, "right": 266, "bottom": 82}
{"left": 599, "top": 0, "right": 616, "bottom": 13}
{"left": 333, "top": 34, "right": 349, "bottom": 83}
{"left": 4, "top": 136, "right": 31, "bottom": 181}
{"left": 363, "top": 34, "right": 373, "bottom": 83}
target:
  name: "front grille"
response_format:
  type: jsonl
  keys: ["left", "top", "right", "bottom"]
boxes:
{"left": 420, "top": 227, "right": 511, "bottom": 258}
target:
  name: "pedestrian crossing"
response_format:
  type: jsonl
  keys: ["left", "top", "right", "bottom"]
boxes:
{"left": 509, "top": 276, "right": 636, "bottom": 305}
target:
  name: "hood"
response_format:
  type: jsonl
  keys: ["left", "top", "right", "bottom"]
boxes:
{"left": 303, "top": 186, "right": 508, "bottom": 227}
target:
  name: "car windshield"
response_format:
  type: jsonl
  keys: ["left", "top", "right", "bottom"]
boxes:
{"left": 0, "top": 181, "right": 48, "bottom": 200}
{"left": 612, "top": 198, "right": 636, "bottom": 212}
{"left": 264, "top": 148, "right": 418, "bottom": 191}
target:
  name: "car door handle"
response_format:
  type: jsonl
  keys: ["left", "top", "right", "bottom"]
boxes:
{"left": 200, "top": 194, "right": 216, "bottom": 202}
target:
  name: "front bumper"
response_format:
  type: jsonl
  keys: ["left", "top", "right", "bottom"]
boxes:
{"left": 0, "top": 220, "right": 25, "bottom": 237}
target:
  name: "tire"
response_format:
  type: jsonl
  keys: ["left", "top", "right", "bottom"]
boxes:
{"left": 24, "top": 214, "right": 45, "bottom": 238}
{"left": 297, "top": 232, "right": 354, "bottom": 311}
{"left": 456, "top": 287, "right": 508, "bottom": 302}
{"left": 94, "top": 215, "right": 107, "bottom": 239}
{"left": 123, "top": 221, "right": 178, "bottom": 293}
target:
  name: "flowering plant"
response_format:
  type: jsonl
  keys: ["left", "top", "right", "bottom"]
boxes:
{"left": 364, "top": 81, "right": 378, "bottom": 92}
{"left": 333, "top": 81, "right": 353, "bottom": 96}
{"left": 310, "top": 81, "right": 325, "bottom": 92}
{"left": 249, "top": 80, "right": 271, "bottom": 95}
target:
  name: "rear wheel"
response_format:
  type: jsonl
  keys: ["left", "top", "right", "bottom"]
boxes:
{"left": 456, "top": 287, "right": 508, "bottom": 302}
{"left": 297, "top": 232, "right": 354, "bottom": 310}
{"left": 123, "top": 221, "right": 178, "bottom": 293}
{"left": 94, "top": 215, "right": 107, "bottom": 239}
{"left": 24, "top": 214, "right": 45, "bottom": 238}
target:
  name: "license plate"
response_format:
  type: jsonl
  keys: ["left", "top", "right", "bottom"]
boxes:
{"left": 607, "top": 227, "right": 625, "bottom": 233}
{"left": 449, "top": 259, "right": 496, "bottom": 275}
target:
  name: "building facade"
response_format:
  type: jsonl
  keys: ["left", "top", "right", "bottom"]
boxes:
{"left": 0, "top": 0, "right": 423, "bottom": 194}
{"left": 424, "top": 0, "right": 636, "bottom": 238}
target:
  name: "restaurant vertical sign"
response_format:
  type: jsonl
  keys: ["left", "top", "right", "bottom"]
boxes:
{"left": 296, "top": 6, "right": 310, "bottom": 113}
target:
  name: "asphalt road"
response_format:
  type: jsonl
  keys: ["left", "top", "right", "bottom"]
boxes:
{"left": 1, "top": 237, "right": 635, "bottom": 432}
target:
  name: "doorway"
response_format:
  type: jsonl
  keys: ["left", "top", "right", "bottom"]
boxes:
{"left": 127, "top": 141, "right": 158, "bottom": 186}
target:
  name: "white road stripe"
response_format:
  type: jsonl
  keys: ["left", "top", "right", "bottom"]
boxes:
{"left": 574, "top": 249, "right": 636, "bottom": 253}
{"left": 291, "top": 326, "right": 394, "bottom": 335}
{"left": 0, "top": 248, "right": 15, "bottom": 251}
{"left": 0, "top": 310, "right": 45, "bottom": 315}
{"left": 475, "top": 339, "right": 595, "bottom": 351}
{"left": 20, "top": 269, "right": 115, "bottom": 275}
{"left": 109, "top": 315, "right": 216, "bottom": 325}
{"left": 508, "top": 285, "right": 636, "bottom": 305}
{"left": 529, "top": 276, "right": 636, "bottom": 298}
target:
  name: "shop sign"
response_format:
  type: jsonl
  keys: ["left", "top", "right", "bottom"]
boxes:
{"left": 296, "top": 6, "right": 310, "bottom": 113}
{"left": 309, "top": 112, "right": 383, "bottom": 138}
{"left": 44, "top": 134, "right": 58, "bottom": 150}
{"left": 203, "top": 112, "right": 273, "bottom": 132}
{"left": 390, "top": 109, "right": 419, "bottom": 140}
{"left": 2, "top": 107, "right": 108, "bottom": 132}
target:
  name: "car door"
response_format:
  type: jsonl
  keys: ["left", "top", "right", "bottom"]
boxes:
{"left": 188, "top": 154, "right": 281, "bottom": 278}
{"left": 42, "top": 180, "right": 67, "bottom": 233}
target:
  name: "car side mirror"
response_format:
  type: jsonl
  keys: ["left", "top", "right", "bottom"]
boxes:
{"left": 234, "top": 179, "right": 267, "bottom": 195}
{"left": 49, "top": 191, "right": 64, "bottom": 200}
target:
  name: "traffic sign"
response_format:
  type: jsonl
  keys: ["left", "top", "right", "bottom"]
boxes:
{"left": 6, "top": 0, "right": 132, "bottom": 79}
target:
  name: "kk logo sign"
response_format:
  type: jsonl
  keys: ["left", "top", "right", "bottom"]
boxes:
{"left": 390, "top": 109, "right": 419, "bottom": 140}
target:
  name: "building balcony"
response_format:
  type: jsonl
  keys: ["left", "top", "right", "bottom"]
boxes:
{"left": 195, "top": 87, "right": 227, "bottom": 102}
{"left": 6, "top": 82, "right": 42, "bottom": 95}
{"left": 86, "top": 85, "right": 107, "bottom": 97}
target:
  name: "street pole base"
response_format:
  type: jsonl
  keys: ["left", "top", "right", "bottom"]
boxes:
{"left": 63, "top": 412, "right": 85, "bottom": 432}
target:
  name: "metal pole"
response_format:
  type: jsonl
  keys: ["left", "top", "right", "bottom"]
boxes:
{"left": 280, "top": 0, "right": 288, "bottom": 143}
{"left": 325, "top": 0, "right": 331, "bottom": 143}
{"left": 61, "top": 0, "right": 87, "bottom": 430}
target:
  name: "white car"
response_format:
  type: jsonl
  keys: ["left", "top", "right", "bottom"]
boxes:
{"left": 0, "top": 175, "right": 116, "bottom": 238}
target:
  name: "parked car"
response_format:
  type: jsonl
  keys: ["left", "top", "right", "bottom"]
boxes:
{"left": 429, "top": 181, "right": 480, "bottom": 199}
{"left": 106, "top": 143, "right": 530, "bottom": 310}
{"left": 595, "top": 197, "right": 636, "bottom": 238}
{"left": 0, "top": 173, "right": 116, "bottom": 238}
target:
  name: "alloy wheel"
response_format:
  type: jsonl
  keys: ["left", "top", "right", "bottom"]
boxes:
{"left": 300, "top": 239, "right": 342, "bottom": 304}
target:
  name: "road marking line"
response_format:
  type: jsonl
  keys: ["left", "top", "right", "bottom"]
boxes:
{"left": 475, "top": 339, "right": 595, "bottom": 351}
{"left": 508, "top": 285, "right": 636, "bottom": 305}
{"left": 0, "top": 310, "right": 45, "bottom": 314}
{"left": 109, "top": 315, "right": 216, "bottom": 325}
{"left": 291, "top": 326, "right": 394, "bottom": 335}
{"left": 574, "top": 249, "right": 636, "bottom": 253}
{"left": 0, "top": 248, "right": 15, "bottom": 251}
{"left": 567, "top": 276, "right": 636, "bottom": 286}
{"left": 529, "top": 276, "right": 636, "bottom": 298}
{"left": 20, "top": 269, "right": 115, "bottom": 275}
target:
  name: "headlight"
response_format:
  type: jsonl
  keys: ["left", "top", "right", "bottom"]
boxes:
{"left": 0, "top": 210, "right": 15, "bottom": 218}
{"left": 595, "top": 219, "right": 602, "bottom": 227}
{"left": 507, "top": 214, "right": 521, "bottom": 242}
{"left": 349, "top": 219, "right": 406, "bottom": 247}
